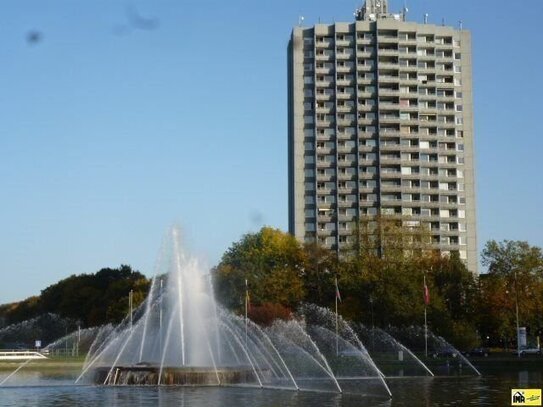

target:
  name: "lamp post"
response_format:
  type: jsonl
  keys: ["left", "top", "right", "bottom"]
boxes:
{"left": 513, "top": 266, "right": 521, "bottom": 358}
{"left": 369, "top": 296, "right": 375, "bottom": 351}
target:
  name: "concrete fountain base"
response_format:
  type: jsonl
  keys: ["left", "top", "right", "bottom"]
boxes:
{"left": 94, "top": 365, "right": 264, "bottom": 386}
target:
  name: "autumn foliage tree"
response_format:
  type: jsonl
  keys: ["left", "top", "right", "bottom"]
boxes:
{"left": 479, "top": 240, "right": 543, "bottom": 347}
{"left": 212, "top": 227, "right": 306, "bottom": 311}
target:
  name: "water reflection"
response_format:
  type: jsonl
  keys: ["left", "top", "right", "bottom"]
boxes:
{"left": 0, "top": 367, "right": 541, "bottom": 407}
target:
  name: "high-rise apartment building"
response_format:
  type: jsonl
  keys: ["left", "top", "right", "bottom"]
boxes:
{"left": 288, "top": 0, "right": 477, "bottom": 272}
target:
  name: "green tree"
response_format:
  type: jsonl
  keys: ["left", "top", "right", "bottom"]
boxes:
{"left": 213, "top": 227, "right": 306, "bottom": 310}
{"left": 480, "top": 240, "right": 543, "bottom": 347}
{"left": 38, "top": 265, "right": 150, "bottom": 326}
{"left": 423, "top": 253, "right": 479, "bottom": 348}
{"left": 300, "top": 242, "right": 337, "bottom": 307}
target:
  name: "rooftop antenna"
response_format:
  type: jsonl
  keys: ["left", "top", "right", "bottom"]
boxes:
{"left": 298, "top": 16, "right": 304, "bottom": 26}
{"left": 403, "top": 1, "right": 408, "bottom": 21}
{"left": 424, "top": 13, "right": 429, "bottom": 24}
{"left": 354, "top": 7, "right": 362, "bottom": 20}
{"left": 441, "top": 17, "right": 445, "bottom": 26}
{"left": 459, "top": 20, "right": 463, "bottom": 30}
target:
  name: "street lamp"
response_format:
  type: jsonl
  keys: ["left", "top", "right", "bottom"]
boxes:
{"left": 513, "top": 266, "right": 521, "bottom": 358}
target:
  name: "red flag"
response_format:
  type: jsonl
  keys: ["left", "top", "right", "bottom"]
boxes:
{"left": 335, "top": 277, "right": 342, "bottom": 302}
{"left": 424, "top": 279, "right": 430, "bottom": 305}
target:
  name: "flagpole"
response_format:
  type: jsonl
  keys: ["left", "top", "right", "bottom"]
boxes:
{"left": 424, "top": 274, "right": 428, "bottom": 358}
{"left": 159, "top": 279, "right": 163, "bottom": 358}
{"left": 335, "top": 276, "right": 339, "bottom": 357}
{"left": 129, "top": 289, "right": 133, "bottom": 330}
{"left": 245, "top": 279, "right": 248, "bottom": 348}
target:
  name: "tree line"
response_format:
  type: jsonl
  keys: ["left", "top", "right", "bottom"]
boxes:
{"left": 0, "top": 265, "right": 150, "bottom": 329}
{"left": 2, "top": 225, "right": 541, "bottom": 352}
{"left": 213, "top": 223, "right": 543, "bottom": 350}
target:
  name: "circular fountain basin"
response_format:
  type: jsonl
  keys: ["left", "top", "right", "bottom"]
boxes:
{"left": 94, "top": 365, "right": 265, "bottom": 386}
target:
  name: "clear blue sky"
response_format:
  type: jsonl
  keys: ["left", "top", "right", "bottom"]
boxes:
{"left": 1, "top": 0, "right": 542, "bottom": 303}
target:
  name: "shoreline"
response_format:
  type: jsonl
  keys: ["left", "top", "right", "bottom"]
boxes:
{"left": 0, "top": 357, "right": 84, "bottom": 371}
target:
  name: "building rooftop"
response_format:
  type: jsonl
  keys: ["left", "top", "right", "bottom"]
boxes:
{"left": 355, "top": 0, "right": 406, "bottom": 22}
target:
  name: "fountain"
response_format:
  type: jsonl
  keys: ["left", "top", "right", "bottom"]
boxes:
{"left": 76, "top": 227, "right": 391, "bottom": 396}
{"left": 387, "top": 326, "right": 481, "bottom": 376}
{"left": 352, "top": 324, "right": 434, "bottom": 377}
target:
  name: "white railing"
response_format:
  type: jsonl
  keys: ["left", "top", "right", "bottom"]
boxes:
{"left": 0, "top": 350, "right": 48, "bottom": 360}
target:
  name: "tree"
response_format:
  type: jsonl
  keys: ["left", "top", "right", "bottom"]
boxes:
{"left": 300, "top": 242, "right": 337, "bottom": 307}
{"left": 38, "top": 265, "right": 150, "bottom": 326}
{"left": 481, "top": 240, "right": 543, "bottom": 277}
{"left": 423, "top": 252, "right": 479, "bottom": 348}
{"left": 338, "top": 216, "right": 434, "bottom": 327}
{"left": 480, "top": 240, "right": 543, "bottom": 347}
{"left": 213, "top": 227, "right": 306, "bottom": 310}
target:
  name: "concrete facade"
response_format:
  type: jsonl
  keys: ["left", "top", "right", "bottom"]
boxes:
{"left": 288, "top": 0, "right": 478, "bottom": 273}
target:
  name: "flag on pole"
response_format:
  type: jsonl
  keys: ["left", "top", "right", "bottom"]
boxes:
{"left": 423, "top": 277, "right": 430, "bottom": 305}
{"left": 335, "top": 277, "right": 342, "bottom": 302}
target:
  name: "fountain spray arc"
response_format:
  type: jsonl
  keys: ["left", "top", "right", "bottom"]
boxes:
{"left": 77, "top": 226, "right": 391, "bottom": 397}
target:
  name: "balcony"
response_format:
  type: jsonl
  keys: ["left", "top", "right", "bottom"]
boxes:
{"left": 315, "top": 39, "right": 333, "bottom": 48}
{"left": 337, "top": 50, "right": 355, "bottom": 60}
{"left": 315, "top": 52, "right": 334, "bottom": 61}
{"left": 378, "top": 75, "right": 400, "bottom": 84}
{"left": 378, "top": 48, "right": 399, "bottom": 56}
{"left": 337, "top": 64, "right": 356, "bottom": 73}
{"left": 336, "top": 78, "right": 355, "bottom": 86}
{"left": 378, "top": 35, "right": 398, "bottom": 43}
{"left": 316, "top": 106, "right": 334, "bottom": 114}
{"left": 357, "top": 63, "right": 376, "bottom": 71}
{"left": 315, "top": 80, "right": 334, "bottom": 88}
{"left": 339, "top": 94, "right": 357, "bottom": 103}
{"left": 336, "top": 38, "right": 354, "bottom": 47}
{"left": 315, "top": 92, "right": 334, "bottom": 101}
{"left": 378, "top": 88, "right": 400, "bottom": 96}
{"left": 316, "top": 66, "right": 334, "bottom": 75}
{"left": 379, "top": 115, "right": 400, "bottom": 124}
{"left": 337, "top": 105, "right": 354, "bottom": 113}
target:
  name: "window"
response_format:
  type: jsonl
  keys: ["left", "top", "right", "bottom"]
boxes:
{"left": 305, "top": 223, "right": 316, "bottom": 232}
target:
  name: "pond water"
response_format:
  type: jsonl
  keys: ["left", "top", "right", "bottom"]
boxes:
{"left": 0, "top": 365, "right": 541, "bottom": 406}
